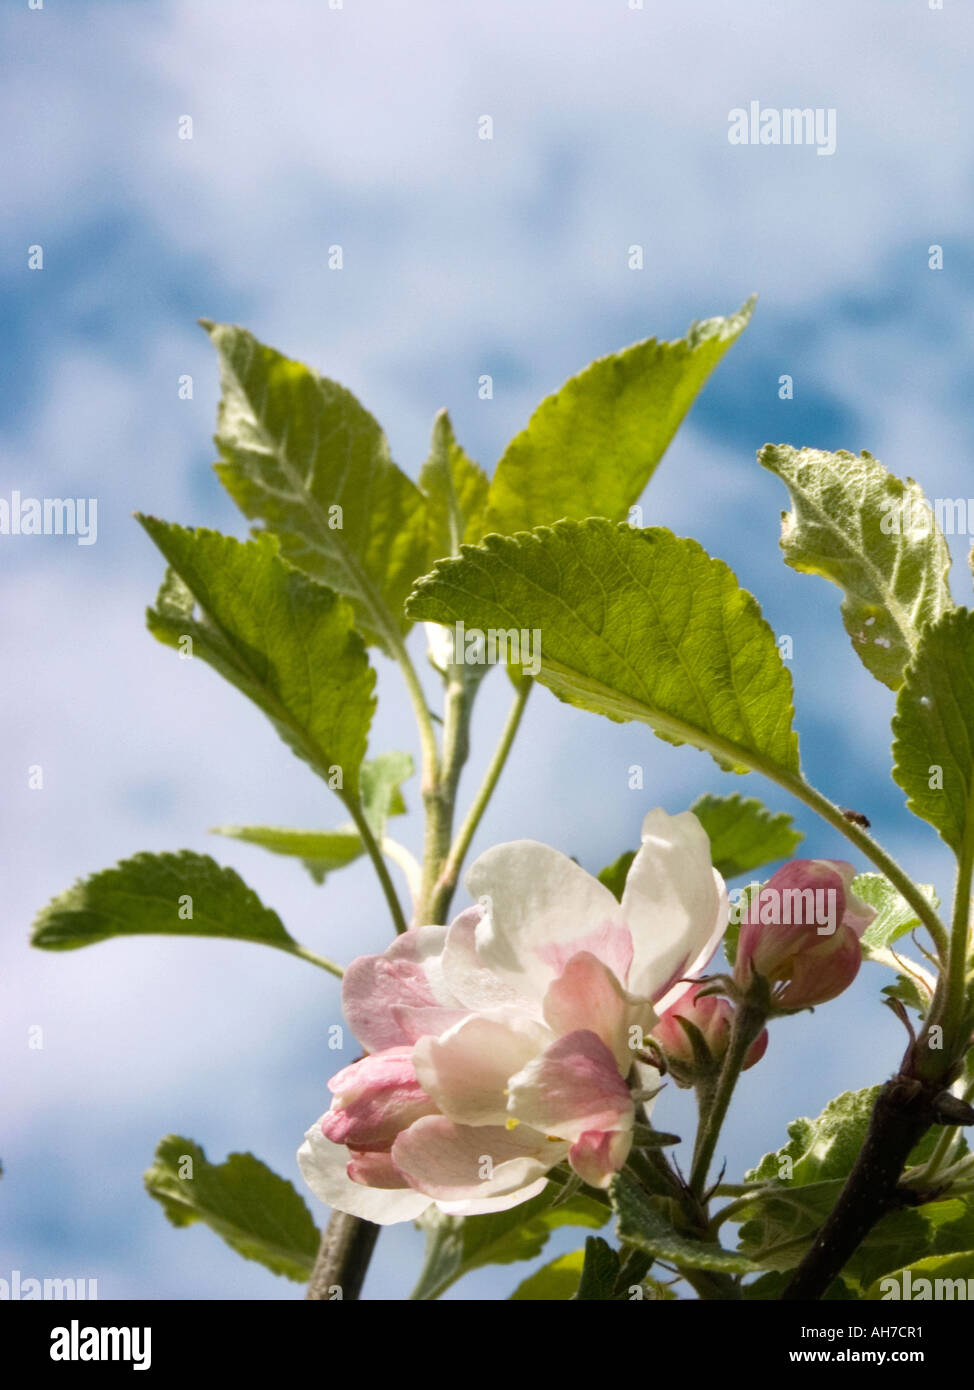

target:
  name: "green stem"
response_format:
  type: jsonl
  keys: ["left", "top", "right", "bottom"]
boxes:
{"left": 710, "top": 1191, "right": 768, "bottom": 1231}
{"left": 389, "top": 632, "right": 440, "bottom": 795}
{"left": 911, "top": 1077, "right": 974, "bottom": 1184}
{"left": 345, "top": 795, "right": 409, "bottom": 936}
{"left": 290, "top": 944, "right": 345, "bottom": 978}
{"left": 428, "top": 679, "right": 532, "bottom": 924}
{"left": 413, "top": 664, "right": 480, "bottom": 925}
{"left": 943, "top": 842, "right": 974, "bottom": 1050}
{"left": 689, "top": 1001, "right": 767, "bottom": 1197}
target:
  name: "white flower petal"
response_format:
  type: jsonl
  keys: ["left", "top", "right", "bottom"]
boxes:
{"left": 412, "top": 1008, "right": 552, "bottom": 1126}
{"left": 436, "top": 1178, "right": 551, "bottom": 1216}
{"left": 297, "top": 1119, "right": 430, "bottom": 1225}
{"left": 439, "top": 906, "right": 528, "bottom": 1013}
{"left": 465, "top": 840, "right": 624, "bottom": 1002}
{"left": 622, "top": 808, "right": 728, "bottom": 1006}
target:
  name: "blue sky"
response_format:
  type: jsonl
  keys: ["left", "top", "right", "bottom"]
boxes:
{"left": 2, "top": 0, "right": 973, "bottom": 1299}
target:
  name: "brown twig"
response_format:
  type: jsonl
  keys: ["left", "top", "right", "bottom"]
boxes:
{"left": 781, "top": 1067, "right": 973, "bottom": 1300}
{"left": 305, "top": 1210, "right": 380, "bottom": 1302}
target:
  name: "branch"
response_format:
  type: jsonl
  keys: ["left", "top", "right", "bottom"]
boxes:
{"left": 306, "top": 1210, "right": 380, "bottom": 1301}
{"left": 781, "top": 1066, "right": 974, "bottom": 1300}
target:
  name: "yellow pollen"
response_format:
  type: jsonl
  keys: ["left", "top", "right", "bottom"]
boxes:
{"left": 505, "top": 1117, "right": 520, "bottom": 1131}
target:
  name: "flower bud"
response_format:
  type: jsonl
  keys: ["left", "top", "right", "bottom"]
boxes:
{"left": 651, "top": 987, "right": 767, "bottom": 1073}
{"left": 734, "top": 859, "right": 875, "bottom": 1009}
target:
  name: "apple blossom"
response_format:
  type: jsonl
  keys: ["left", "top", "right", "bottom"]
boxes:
{"left": 298, "top": 807, "right": 729, "bottom": 1224}
{"left": 734, "top": 859, "right": 875, "bottom": 1010}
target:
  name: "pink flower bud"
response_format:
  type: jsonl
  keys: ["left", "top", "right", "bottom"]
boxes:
{"left": 734, "top": 860, "right": 874, "bottom": 1009}
{"left": 652, "top": 987, "right": 767, "bottom": 1070}
{"left": 320, "top": 1047, "right": 438, "bottom": 1155}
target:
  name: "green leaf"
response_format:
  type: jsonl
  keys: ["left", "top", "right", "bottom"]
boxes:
{"left": 597, "top": 850, "right": 636, "bottom": 901}
{"left": 140, "top": 519, "right": 374, "bottom": 799}
{"left": 690, "top": 793, "right": 803, "bottom": 879}
{"left": 510, "top": 1250, "right": 585, "bottom": 1300}
{"left": 485, "top": 300, "right": 754, "bottom": 536}
{"left": 759, "top": 445, "right": 953, "bottom": 690}
{"left": 855, "top": 872, "right": 938, "bottom": 952}
{"left": 611, "top": 1173, "right": 760, "bottom": 1273}
{"left": 31, "top": 850, "right": 298, "bottom": 955}
{"left": 736, "top": 1088, "right": 884, "bottom": 1272}
{"left": 359, "top": 750, "right": 412, "bottom": 834}
{"left": 735, "top": 1088, "right": 964, "bottom": 1282}
{"left": 212, "top": 752, "right": 413, "bottom": 885}
{"left": 574, "top": 1236, "right": 621, "bottom": 1300}
{"left": 144, "top": 1135, "right": 319, "bottom": 1282}
{"left": 419, "top": 409, "right": 490, "bottom": 553}
{"left": 407, "top": 520, "right": 799, "bottom": 776}
{"left": 202, "top": 321, "right": 430, "bottom": 651}
{"left": 881, "top": 974, "right": 932, "bottom": 1015}
{"left": 892, "top": 608, "right": 974, "bottom": 853}
{"left": 209, "top": 826, "right": 366, "bottom": 886}
{"left": 744, "top": 1270, "right": 858, "bottom": 1300}
{"left": 410, "top": 1186, "right": 608, "bottom": 1300}
{"left": 864, "top": 1250, "right": 974, "bottom": 1301}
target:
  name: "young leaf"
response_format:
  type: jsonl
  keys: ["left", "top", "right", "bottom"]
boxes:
{"left": 892, "top": 608, "right": 974, "bottom": 854}
{"left": 358, "top": 750, "right": 413, "bottom": 834}
{"left": 202, "top": 322, "right": 430, "bottom": 651}
{"left": 409, "top": 1187, "right": 608, "bottom": 1300}
{"left": 854, "top": 873, "right": 939, "bottom": 952}
{"left": 407, "top": 520, "right": 799, "bottom": 777}
{"left": 140, "top": 520, "right": 374, "bottom": 798}
{"left": 213, "top": 751, "right": 413, "bottom": 885}
{"left": 760, "top": 445, "right": 953, "bottom": 690}
{"left": 209, "top": 826, "right": 366, "bottom": 886}
{"left": 881, "top": 974, "right": 931, "bottom": 1015}
{"left": 419, "top": 409, "right": 489, "bottom": 554}
{"left": 611, "top": 1173, "right": 760, "bottom": 1273}
{"left": 690, "top": 793, "right": 803, "bottom": 879}
{"left": 735, "top": 1088, "right": 964, "bottom": 1281}
{"left": 485, "top": 300, "right": 755, "bottom": 535}
{"left": 144, "top": 1136, "right": 319, "bottom": 1282}
{"left": 510, "top": 1249, "right": 585, "bottom": 1300}
{"left": 574, "top": 1236, "right": 621, "bottom": 1300}
{"left": 31, "top": 850, "right": 297, "bottom": 954}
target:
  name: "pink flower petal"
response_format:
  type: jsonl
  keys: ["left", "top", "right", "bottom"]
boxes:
{"left": 342, "top": 925, "right": 451, "bottom": 1052}
{"left": 542, "top": 951, "right": 643, "bottom": 1070}
{"left": 506, "top": 1029, "right": 634, "bottom": 1142}
{"left": 322, "top": 1047, "right": 436, "bottom": 1150}
{"left": 391, "top": 1116, "right": 563, "bottom": 1200}
{"left": 536, "top": 922, "right": 634, "bottom": 986}
{"left": 569, "top": 1129, "right": 633, "bottom": 1188}
{"left": 345, "top": 1148, "right": 412, "bottom": 1190}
